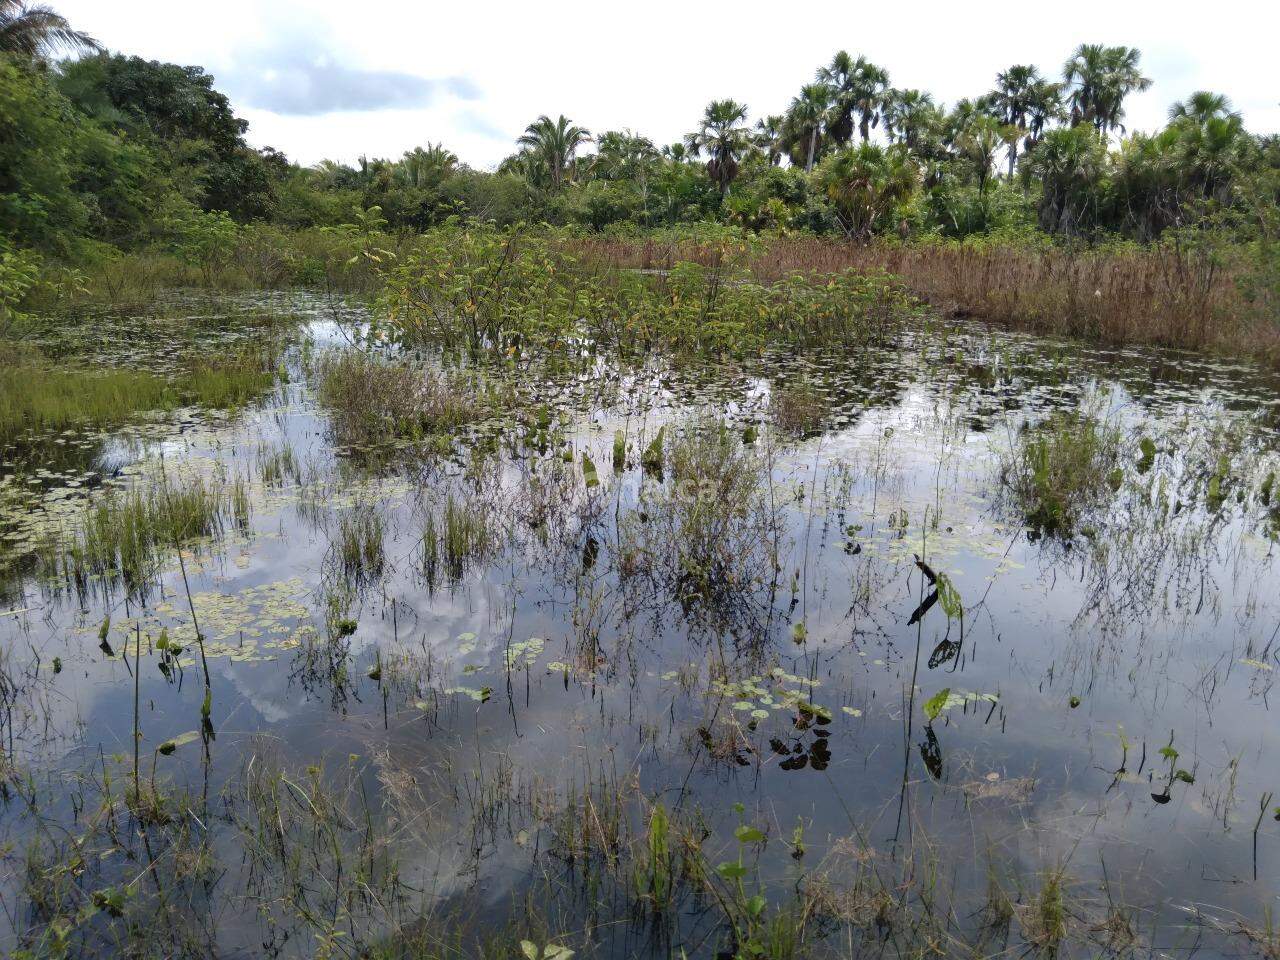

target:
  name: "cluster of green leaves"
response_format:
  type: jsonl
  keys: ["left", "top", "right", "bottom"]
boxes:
{"left": 377, "top": 223, "right": 916, "bottom": 356}
{"left": 1005, "top": 410, "right": 1123, "bottom": 537}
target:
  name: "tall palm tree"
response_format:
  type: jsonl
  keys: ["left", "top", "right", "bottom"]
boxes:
{"left": 788, "top": 84, "right": 831, "bottom": 172}
{"left": 1168, "top": 91, "right": 1239, "bottom": 124}
{"left": 850, "top": 57, "right": 890, "bottom": 142}
{"left": 1063, "top": 44, "right": 1151, "bottom": 138}
{"left": 754, "top": 115, "right": 786, "bottom": 166}
{"left": 685, "top": 99, "right": 751, "bottom": 194}
{"left": 1025, "top": 79, "right": 1065, "bottom": 146}
{"left": 991, "top": 65, "right": 1047, "bottom": 176}
{"left": 0, "top": 0, "right": 98, "bottom": 59}
{"left": 882, "top": 89, "right": 935, "bottom": 152}
{"left": 516, "top": 115, "right": 591, "bottom": 191}
{"left": 817, "top": 50, "right": 858, "bottom": 146}
{"left": 817, "top": 53, "right": 889, "bottom": 145}
{"left": 956, "top": 115, "right": 1015, "bottom": 193}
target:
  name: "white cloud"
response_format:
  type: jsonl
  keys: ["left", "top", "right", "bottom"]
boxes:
{"left": 55, "top": 0, "right": 1279, "bottom": 168}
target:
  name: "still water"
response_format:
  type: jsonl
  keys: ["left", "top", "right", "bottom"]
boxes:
{"left": 2, "top": 291, "right": 1279, "bottom": 958}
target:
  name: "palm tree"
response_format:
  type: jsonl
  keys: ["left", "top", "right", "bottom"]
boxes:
{"left": 685, "top": 99, "right": 751, "bottom": 194}
{"left": 1169, "top": 91, "right": 1239, "bottom": 124}
{"left": 1023, "top": 125, "right": 1107, "bottom": 234}
{"left": 516, "top": 115, "right": 591, "bottom": 191}
{"left": 1177, "top": 113, "right": 1246, "bottom": 200}
{"left": 0, "top": 0, "right": 98, "bottom": 59}
{"left": 1063, "top": 44, "right": 1151, "bottom": 138}
{"left": 788, "top": 84, "right": 831, "bottom": 172}
{"left": 754, "top": 115, "right": 786, "bottom": 165}
{"left": 817, "top": 53, "right": 890, "bottom": 145}
{"left": 397, "top": 143, "right": 458, "bottom": 187}
{"left": 991, "top": 65, "right": 1049, "bottom": 176}
{"left": 1025, "top": 79, "right": 1065, "bottom": 145}
{"left": 849, "top": 57, "right": 890, "bottom": 143}
{"left": 955, "top": 115, "right": 1015, "bottom": 193}
{"left": 882, "top": 89, "right": 935, "bottom": 152}
{"left": 817, "top": 143, "right": 918, "bottom": 240}
{"left": 591, "top": 130, "right": 659, "bottom": 181}
{"left": 817, "top": 50, "right": 857, "bottom": 146}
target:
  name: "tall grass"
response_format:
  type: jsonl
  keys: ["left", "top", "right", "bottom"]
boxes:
{"left": 0, "top": 346, "right": 171, "bottom": 445}
{"left": 315, "top": 350, "right": 485, "bottom": 448}
{"left": 1000, "top": 410, "right": 1122, "bottom": 538}
{"left": 570, "top": 232, "right": 1275, "bottom": 359}
{"left": 40, "top": 475, "right": 243, "bottom": 599}
{"left": 0, "top": 343, "right": 280, "bottom": 446}
{"left": 183, "top": 345, "right": 279, "bottom": 409}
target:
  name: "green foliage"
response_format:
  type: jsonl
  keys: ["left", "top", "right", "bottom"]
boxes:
{"left": 0, "top": 348, "right": 171, "bottom": 444}
{"left": 923, "top": 688, "right": 998, "bottom": 721}
{"left": 378, "top": 223, "right": 914, "bottom": 356}
{"left": 165, "top": 209, "right": 240, "bottom": 283}
{"left": 1004, "top": 410, "right": 1122, "bottom": 537}
{"left": 0, "top": 241, "right": 42, "bottom": 335}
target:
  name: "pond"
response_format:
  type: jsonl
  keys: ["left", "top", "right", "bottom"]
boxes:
{"left": 2, "top": 290, "right": 1279, "bottom": 959}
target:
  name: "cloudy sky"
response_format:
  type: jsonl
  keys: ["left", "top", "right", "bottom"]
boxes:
{"left": 56, "top": 0, "right": 1278, "bottom": 169}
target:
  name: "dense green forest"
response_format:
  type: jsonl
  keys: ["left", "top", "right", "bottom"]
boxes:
{"left": 1, "top": 1, "right": 1277, "bottom": 335}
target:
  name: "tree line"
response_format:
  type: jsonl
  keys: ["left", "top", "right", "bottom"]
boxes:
{"left": 1, "top": 0, "right": 1277, "bottom": 263}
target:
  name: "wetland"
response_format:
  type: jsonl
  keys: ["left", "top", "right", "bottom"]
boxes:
{"left": 3, "top": 281, "right": 1280, "bottom": 959}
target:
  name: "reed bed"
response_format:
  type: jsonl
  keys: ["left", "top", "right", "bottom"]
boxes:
{"left": 569, "top": 233, "right": 1276, "bottom": 360}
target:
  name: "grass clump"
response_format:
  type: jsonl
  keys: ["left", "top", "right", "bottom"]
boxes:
{"left": 181, "top": 344, "right": 279, "bottom": 409}
{"left": 0, "top": 345, "right": 171, "bottom": 445}
{"left": 316, "top": 350, "right": 484, "bottom": 448}
{"left": 1002, "top": 409, "right": 1121, "bottom": 538}
{"left": 335, "top": 504, "right": 386, "bottom": 585}
{"left": 41, "top": 475, "right": 241, "bottom": 600}
{"left": 422, "top": 493, "right": 494, "bottom": 588}
{"left": 620, "top": 421, "right": 785, "bottom": 627}
{"left": 769, "top": 380, "right": 826, "bottom": 437}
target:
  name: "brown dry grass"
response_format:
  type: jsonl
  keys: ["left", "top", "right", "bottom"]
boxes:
{"left": 567, "top": 234, "right": 1279, "bottom": 362}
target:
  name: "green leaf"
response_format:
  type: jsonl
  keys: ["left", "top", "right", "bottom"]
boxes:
{"left": 716, "top": 861, "right": 748, "bottom": 880}
{"left": 734, "top": 825, "right": 765, "bottom": 844}
{"left": 923, "top": 688, "right": 951, "bottom": 722}
{"left": 521, "top": 942, "right": 539, "bottom": 960}
{"left": 746, "top": 894, "right": 767, "bottom": 918}
{"left": 935, "top": 572, "right": 963, "bottom": 620}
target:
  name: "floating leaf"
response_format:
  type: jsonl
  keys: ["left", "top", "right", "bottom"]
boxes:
{"left": 157, "top": 730, "right": 200, "bottom": 756}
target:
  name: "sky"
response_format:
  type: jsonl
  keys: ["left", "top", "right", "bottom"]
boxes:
{"left": 55, "top": 0, "right": 1280, "bottom": 170}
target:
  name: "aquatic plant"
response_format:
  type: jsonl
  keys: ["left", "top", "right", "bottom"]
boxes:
{"left": 1001, "top": 409, "right": 1121, "bottom": 537}
{"left": 769, "top": 380, "right": 826, "bottom": 436}
{"left": 40, "top": 474, "right": 237, "bottom": 600}
{"left": 335, "top": 503, "right": 386, "bottom": 585}
{"left": 377, "top": 224, "right": 916, "bottom": 356}
{"left": 315, "top": 350, "right": 485, "bottom": 448}
{"left": 0, "top": 346, "right": 171, "bottom": 445}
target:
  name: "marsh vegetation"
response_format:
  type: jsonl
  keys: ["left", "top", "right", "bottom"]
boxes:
{"left": 1, "top": 288, "right": 1279, "bottom": 960}
{"left": 1, "top": 6, "right": 1279, "bottom": 959}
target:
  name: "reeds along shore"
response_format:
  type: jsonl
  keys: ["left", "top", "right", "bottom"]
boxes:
{"left": 570, "top": 233, "right": 1279, "bottom": 360}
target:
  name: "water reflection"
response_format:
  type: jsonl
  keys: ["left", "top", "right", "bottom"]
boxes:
{"left": 1, "top": 292, "right": 1279, "bottom": 957}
